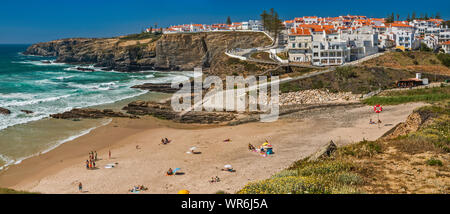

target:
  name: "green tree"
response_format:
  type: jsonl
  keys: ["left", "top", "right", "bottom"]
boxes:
{"left": 260, "top": 8, "right": 284, "bottom": 37}
{"left": 260, "top": 10, "right": 269, "bottom": 31}
{"left": 385, "top": 13, "right": 394, "bottom": 23}
{"left": 419, "top": 42, "right": 431, "bottom": 52}
{"left": 412, "top": 11, "right": 416, "bottom": 20}
{"left": 406, "top": 14, "right": 411, "bottom": 22}
{"left": 435, "top": 12, "right": 441, "bottom": 19}
{"left": 226, "top": 16, "right": 232, "bottom": 25}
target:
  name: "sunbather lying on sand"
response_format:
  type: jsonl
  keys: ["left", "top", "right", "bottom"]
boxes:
{"left": 221, "top": 168, "right": 235, "bottom": 172}
{"left": 161, "top": 138, "right": 172, "bottom": 145}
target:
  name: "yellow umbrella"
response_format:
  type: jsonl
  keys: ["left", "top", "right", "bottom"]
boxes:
{"left": 262, "top": 142, "right": 269, "bottom": 146}
{"left": 178, "top": 189, "right": 190, "bottom": 194}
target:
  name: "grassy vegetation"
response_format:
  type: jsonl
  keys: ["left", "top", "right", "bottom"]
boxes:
{"left": 119, "top": 31, "right": 162, "bottom": 41}
{"left": 363, "top": 51, "right": 449, "bottom": 68}
{"left": 250, "top": 52, "right": 273, "bottom": 61}
{"left": 279, "top": 66, "right": 431, "bottom": 94}
{"left": 226, "top": 57, "right": 262, "bottom": 73}
{"left": 276, "top": 52, "right": 289, "bottom": 60}
{"left": 237, "top": 156, "right": 366, "bottom": 194}
{"left": 406, "top": 103, "right": 450, "bottom": 153}
{"left": 437, "top": 53, "right": 450, "bottom": 68}
{"left": 0, "top": 187, "right": 39, "bottom": 194}
{"left": 363, "top": 85, "right": 450, "bottom": 105}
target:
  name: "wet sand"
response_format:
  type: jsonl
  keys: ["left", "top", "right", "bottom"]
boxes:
{"left": 0, "top": 102, "right": 426, "bottom": 194}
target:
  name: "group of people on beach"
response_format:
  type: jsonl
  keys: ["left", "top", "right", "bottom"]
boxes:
{"left": 248, "top": 140, "right": 274, "bottom": 157}
{"left": 129, "top": 185, "right": 148, "bottom": 192}
{"left": 85, "top": 151, "right": 97, "bottom": 170}
{"left": 209, "top": 176, "right": 221, "bottom": 183}
{"left": 369, "top": 118, "right": 382, "bottom": 124}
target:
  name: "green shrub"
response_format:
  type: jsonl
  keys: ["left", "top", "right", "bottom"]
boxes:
{"left": 0, "top": 188, "right": 39, "bottom": 194}
{"left": 336, "top": 66, "right": 358, "bottom": 79}
{"left": 339, "top": 140, "right": 383, "bottom": 158}
{"left": 337, "top": 172, "right": 364, "bottom": 185}
{"left": 237, "top": 176, "right": 331, "bottom": 194}
{"left": 426, "top": 158, "right": 443, "bottom": 166}
{"left": 271, "top": 169, "right": 298, "bottom": 178}
{"left": 437, "top": 53, "right": 450, "bottom": 67}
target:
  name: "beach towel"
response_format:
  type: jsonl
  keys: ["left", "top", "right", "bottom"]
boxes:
{"left": 173, "top": 168, "right": 181, "bottom": 174}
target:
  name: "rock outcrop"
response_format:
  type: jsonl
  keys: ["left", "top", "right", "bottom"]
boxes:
{"left": 123, "top": 100, "right": 236, "bottom": 124}
{"left": 20, "top": 110, "right": 33, "bottom": 114}
{"left": 280, "top": 89, "right": 360, "bottom": 106}
{"left": 0, "top": 107, "right": 11, "bottom": 115}
{"left": 382, "top": 109, "right": 435, "bottom": 139}
{"left": 50, "top": 108, "right": 133, "bottom": 119}
{"left": 24, "top": 32, "right": 271, "bottom": 73}
{"left": 308, "top": 140, "right": 337, "bottom": 162}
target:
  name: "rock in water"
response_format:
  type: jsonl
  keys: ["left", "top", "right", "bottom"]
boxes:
{"left": 20, "top": 110, "right": 33, "bottom": 114}
{"left": 0, "top": 107, "right": 11, "bottom": 115}
{"left": 308, "top": 140, "right": 337, "bottom": 161}
{"left": 50, "top": 108, "right": 130, "bottom": 119}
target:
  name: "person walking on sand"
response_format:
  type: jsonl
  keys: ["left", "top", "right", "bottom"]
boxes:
{"left": 94, "top": 151, "right": 97, "bottom": 161}
{"left": 109, "top": 150, "right": 111, "bottom": 159}
{"left": 85, "top": 160, "right": 89, "bottom": 169}
{"left": 78, "top": 182, "right": 82, "bottom": 192}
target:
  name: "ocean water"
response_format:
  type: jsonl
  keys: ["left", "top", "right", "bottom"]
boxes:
{"left": 0, "top": 44, "right": 192, "bottom": 170}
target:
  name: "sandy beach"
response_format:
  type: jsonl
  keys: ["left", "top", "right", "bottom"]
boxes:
{"left": 0, "top": 102, "right": 426, "bottom": 194}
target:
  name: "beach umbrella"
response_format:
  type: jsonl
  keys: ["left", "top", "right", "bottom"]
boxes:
{"left": 178, "top": 189, "right": 190, "bottom": 194}
{"left": 190, "top": 147, "right": 197, "bottom": 151}
{"left": 262, "top": 142, "right": 269, "bottom": 146}
{"left": 224, "top": 164, "right": 232, "bottom": 169}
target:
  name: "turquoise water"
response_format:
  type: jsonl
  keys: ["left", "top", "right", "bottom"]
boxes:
{"left": 0, "top": 44, "right": 193, "bottom": 131}
{"left": 0, "top": 44, "right": 191, "bottom": 170}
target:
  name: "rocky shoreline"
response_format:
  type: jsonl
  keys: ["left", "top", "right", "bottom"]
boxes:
{"left": 50, "top": 108, "right": 137, "bottom": 119}
{"left": 23, "top": 32, "right": 271, "bottom": 73}
{"left": 123, "top": 100, "right": 237, "bottom": 124}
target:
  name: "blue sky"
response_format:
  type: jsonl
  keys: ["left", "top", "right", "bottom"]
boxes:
{"left": 0, "top": 0, "right": 449, "bottom": 44}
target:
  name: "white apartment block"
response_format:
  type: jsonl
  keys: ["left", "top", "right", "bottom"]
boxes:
{"left": 287, "top": 28, "right": 313, "bottom": 62}
{"left": 311, "top": 40, "right": 349, "bottom": 66}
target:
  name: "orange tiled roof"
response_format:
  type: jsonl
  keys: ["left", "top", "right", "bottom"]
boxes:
{"left": 289, "top": 28, "right": 312, "bottom": 36}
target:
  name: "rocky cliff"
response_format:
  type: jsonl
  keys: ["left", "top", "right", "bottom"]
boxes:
{"left": 24, "top": 32, "right": 271, "bottom": 73}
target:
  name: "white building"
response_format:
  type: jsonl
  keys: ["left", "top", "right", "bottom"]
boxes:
{"left": 442, "top": 41, "right": 450, "bottom": 53}
{"left": 423, "top": 34, "right": 439, "bottom": 49}
{"left": 387, "top": 23, "right": 419, "bottom": 50}
{"left": 288, "top": 28, "right": 313, "bottom": 62}
{"left": 311, "top": 40, "right": 349, "bottom": 66}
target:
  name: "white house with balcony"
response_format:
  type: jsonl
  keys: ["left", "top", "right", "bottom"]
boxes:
{"left": 287, "top": 28, "right": 313, "bottom": 62}
{"left": 386, "top": 23, "right": 419, "bottom": 50}
{"left": 311, "top": 39, "right": 349, "bottom": 66}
